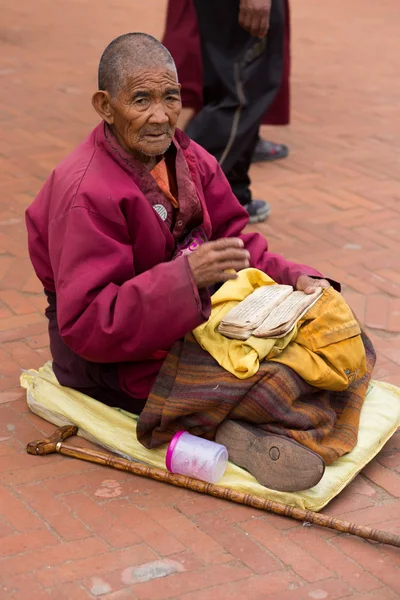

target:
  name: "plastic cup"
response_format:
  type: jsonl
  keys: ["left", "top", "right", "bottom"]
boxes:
{"left": 166, "top": 431, "right": 228, "bottom": 484}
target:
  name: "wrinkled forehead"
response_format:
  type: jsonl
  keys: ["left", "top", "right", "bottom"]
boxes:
{"left": 119, "top": 65, "right": 179, "bottom": 95}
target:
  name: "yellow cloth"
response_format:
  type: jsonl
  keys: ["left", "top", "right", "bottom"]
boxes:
{"left": 193, "top": 268, "right": 366, "bottom": 391}
{"left": 271, "top": 284, "right": 366, "bottom": 391}
{"left": 20, "top": 364, "right": 400, "bottom": 512}
{"left": 193, "top": 269, "right": 298, "bottom": 379}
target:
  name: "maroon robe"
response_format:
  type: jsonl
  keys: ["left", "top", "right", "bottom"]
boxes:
{"left": 26, "top": 124, "right": 322, "bottom": 404}
{"left": 162, "top": 0, "right": 291, "bottom": 126}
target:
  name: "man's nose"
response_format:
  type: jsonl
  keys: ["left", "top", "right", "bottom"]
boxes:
{"left": 148, "top": 101, "right": 169, "bottom": 124}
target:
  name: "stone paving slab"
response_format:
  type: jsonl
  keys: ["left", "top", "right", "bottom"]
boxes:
{"left": 0, "top": 0, "right": 399, "bottom": 598}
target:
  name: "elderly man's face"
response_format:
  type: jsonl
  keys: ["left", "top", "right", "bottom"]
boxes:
{"left": 98, "top": 67, "right": 181, "bottom": 159}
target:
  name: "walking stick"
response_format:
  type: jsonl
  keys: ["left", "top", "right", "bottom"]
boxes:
{"left": 27, "top": 425, "right": 400, "bottom": 548}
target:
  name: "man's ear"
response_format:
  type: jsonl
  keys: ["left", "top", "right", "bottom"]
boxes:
{"left": 92, "top": 90, "right": 114, "bottom": 124}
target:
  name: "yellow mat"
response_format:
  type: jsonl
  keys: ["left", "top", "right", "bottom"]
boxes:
{"left": 21, "top": 362, "right": 400, "bottom": 511}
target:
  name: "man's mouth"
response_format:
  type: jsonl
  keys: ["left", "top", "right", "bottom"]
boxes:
{"left": 142, "top": 131, "right": 170, "bottom": 140}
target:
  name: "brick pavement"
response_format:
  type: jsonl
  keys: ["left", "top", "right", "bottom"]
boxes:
{"left": 1, "top": 0, "right": 400, "bottom": 598}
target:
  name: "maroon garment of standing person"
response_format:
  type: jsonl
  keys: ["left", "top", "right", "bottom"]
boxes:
{"left": 162, "top": 0, "right": 291, "bottom": 126}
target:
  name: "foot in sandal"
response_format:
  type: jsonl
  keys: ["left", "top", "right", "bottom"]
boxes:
{"left": 215, "top": 420, "right": 325, "bottom": 492}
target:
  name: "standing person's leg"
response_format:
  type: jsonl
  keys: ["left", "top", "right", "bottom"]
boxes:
{"left": 253, "top": 0, "right": 291, "bottom": 163}
{"left": 262, "top": 0, "right": 290, "bottom": 127}
{"left": 186, "top": 0, "right": 285, "bottom": 219}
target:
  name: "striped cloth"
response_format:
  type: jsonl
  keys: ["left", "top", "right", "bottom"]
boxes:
{"left": 136, "top": 331, "right": 376, "bottom": 465}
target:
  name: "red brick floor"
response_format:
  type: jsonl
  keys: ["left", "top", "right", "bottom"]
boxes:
{"left": 1, "top": 0, "right": 400, "bottom": 598}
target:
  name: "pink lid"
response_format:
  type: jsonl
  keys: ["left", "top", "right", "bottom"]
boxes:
{"left": 166, "top": 430, "right": 186, "bottom": 472}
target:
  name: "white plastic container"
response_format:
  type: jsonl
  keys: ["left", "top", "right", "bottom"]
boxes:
{"left": 166, "top": 431, "right": 228, "bottom": 484}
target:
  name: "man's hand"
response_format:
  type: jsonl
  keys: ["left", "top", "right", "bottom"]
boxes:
{"left": 188, "top": 238, "right": 250, "bottom": 289}
{"left": 239, "top": 0, "right": 271, "bottom": 38}
{"left": 296, "top": 275, "right": 331, "bottom": 295}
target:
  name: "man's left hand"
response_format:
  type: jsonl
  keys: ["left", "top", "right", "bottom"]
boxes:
{"left": 296, "top": 275, "right": 331, "bottom": 295}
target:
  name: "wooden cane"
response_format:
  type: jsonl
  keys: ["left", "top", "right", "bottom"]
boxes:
{"left": 27, "top": 425, "right": 400, "bottom": 548}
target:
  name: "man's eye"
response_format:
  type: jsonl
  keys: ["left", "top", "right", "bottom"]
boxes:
{"left": 166, "top": 96, "right": 180, "bottom": 102}
{"left": 134, "top": 98, "right": 149, "bottom": 106}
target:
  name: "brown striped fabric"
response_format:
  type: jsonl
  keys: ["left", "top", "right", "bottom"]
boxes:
{"left": 136, "top": 331, "right": 376, "bottom": 465}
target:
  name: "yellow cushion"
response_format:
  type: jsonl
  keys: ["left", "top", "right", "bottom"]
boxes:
{"left": 21, "top": 362, "right": 400, "bottom": 512}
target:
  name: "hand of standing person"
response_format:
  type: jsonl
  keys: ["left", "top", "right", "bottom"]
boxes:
{"left": 239, "top": 0, "right": 272, "bottom": 38}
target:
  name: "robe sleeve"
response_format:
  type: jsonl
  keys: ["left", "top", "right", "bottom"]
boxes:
{"left": 200, "top": 156, "right": 327, "bottom": 287}
{"left": 49, "top": 206, "right": 210, "bottom": 363}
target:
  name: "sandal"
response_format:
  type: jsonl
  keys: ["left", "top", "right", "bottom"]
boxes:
{"left": 216, "top": 420, "right": 325, "bottom": 492}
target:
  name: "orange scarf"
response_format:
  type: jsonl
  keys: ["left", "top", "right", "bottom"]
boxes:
{"left": 150, "top": 159, "right": 179, "bottom": 208}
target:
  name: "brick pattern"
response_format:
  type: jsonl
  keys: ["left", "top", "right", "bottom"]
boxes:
{"left": 1, "top": 0, "right": 400, "bottom": 598}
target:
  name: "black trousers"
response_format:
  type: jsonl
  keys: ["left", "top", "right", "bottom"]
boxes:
{"left": 186, "top": 0, "right": 285, "bottom": 206}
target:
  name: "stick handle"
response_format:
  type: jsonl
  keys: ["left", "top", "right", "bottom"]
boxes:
{"left": 58, "top": 442, "right": 400, "bottom": 548}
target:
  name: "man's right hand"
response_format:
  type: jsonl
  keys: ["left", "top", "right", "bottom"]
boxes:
{"left": 188, "top": 238, "right": 250, "bottom": 289}
{"left": 239, "top": 0, "right": 271, "bottom": 38}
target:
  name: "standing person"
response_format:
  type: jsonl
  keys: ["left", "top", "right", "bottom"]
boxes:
{"left": 162, "top": 0, "right": 291, "bottom": 162}
{"left": 162, "top": 0, "right": 288, "bottom": 223}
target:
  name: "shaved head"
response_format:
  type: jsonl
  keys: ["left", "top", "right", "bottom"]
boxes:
{"left": 98, "top": 33, "right": 177, "bottom": 97}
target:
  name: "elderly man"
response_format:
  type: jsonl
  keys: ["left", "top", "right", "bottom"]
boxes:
{"left": 26, "top": 34, "right": 374, "bottom": 493}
